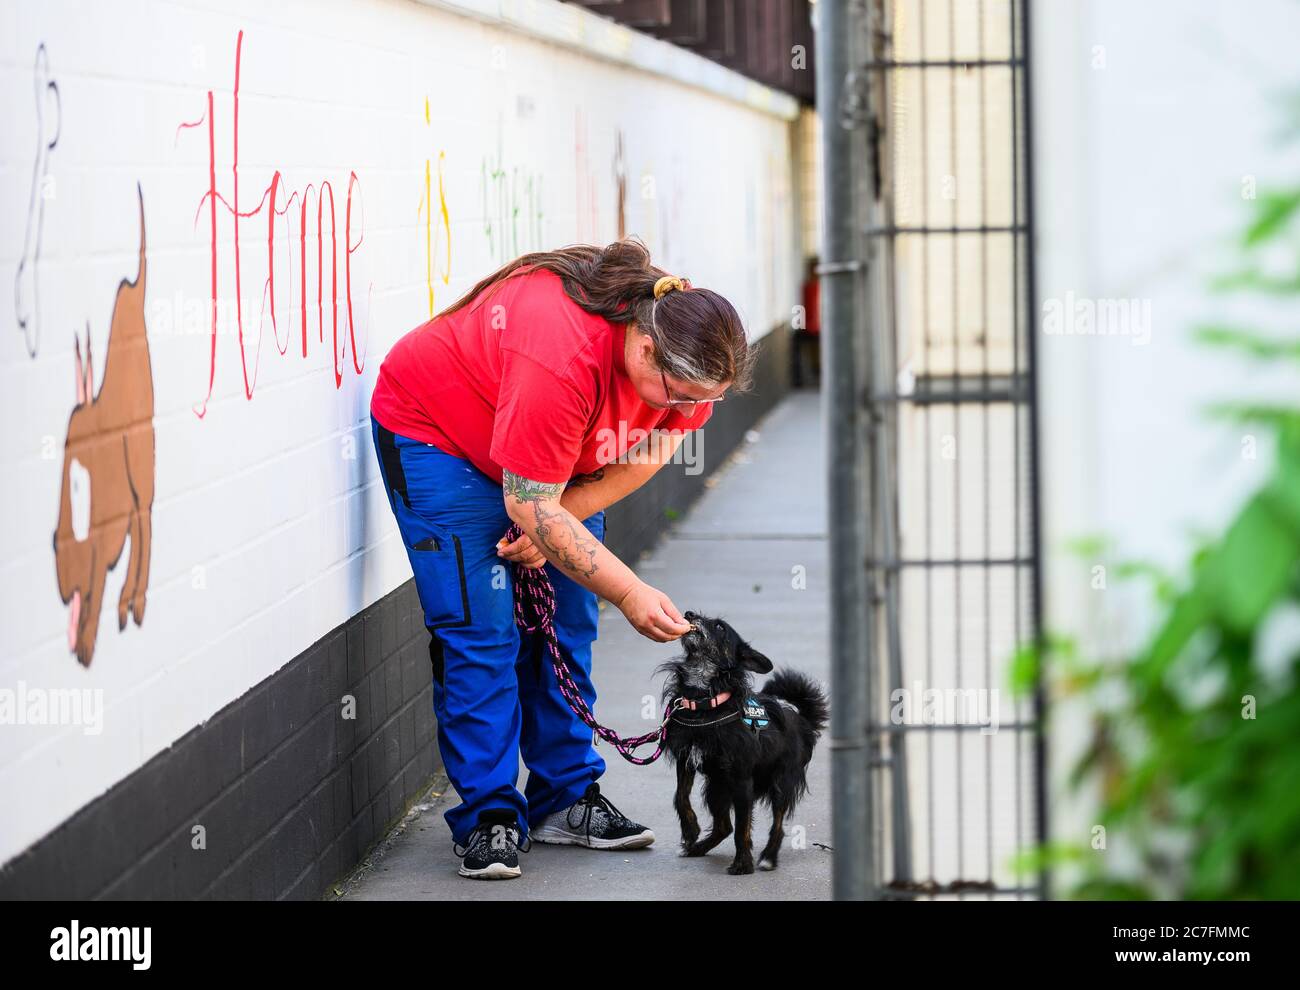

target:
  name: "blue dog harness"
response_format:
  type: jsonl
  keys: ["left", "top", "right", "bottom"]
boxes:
{"left": 741, "top": 698, "right": 770, "bottom": 734}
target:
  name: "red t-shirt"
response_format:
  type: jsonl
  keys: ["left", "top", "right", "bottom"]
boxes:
{"left": 370, "top": 267, "right": 713, "bottom": 485}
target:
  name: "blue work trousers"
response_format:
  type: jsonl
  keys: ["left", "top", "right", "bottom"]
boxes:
{"left": 371, "top": 415, "right": 606, "bottom": 844}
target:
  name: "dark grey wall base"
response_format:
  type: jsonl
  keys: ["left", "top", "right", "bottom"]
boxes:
{"left": 0, "top": 581, "right": 436, "bottom": 901}
{"left": 0, "top": 326, "right": 794, "bottom": 901}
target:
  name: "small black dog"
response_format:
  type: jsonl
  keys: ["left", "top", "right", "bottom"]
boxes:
{"left": 659, "top": 611, "right": 829, "bottom": 874}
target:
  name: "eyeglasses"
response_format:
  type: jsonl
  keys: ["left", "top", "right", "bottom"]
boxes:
{"left": 660, "top": 368, "right": 725, "bottom": 407}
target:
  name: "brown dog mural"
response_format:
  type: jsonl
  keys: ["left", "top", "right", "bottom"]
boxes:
{"left": 53, "top": 184, "right": 155, "bottom": 667}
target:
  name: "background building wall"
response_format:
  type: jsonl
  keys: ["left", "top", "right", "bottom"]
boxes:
{"left": 0, "top": 0, "right": 801, "bottom": 882}
{"left": 1031, "top": 0, "right": 1300, "bottom": 883}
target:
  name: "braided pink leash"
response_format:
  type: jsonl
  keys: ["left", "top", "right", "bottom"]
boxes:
{"left": 505, "top": 523, "right": 682, "bottom": 765}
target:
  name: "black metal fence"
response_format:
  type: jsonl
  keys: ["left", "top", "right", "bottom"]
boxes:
{"left": 822, "top": 0, "right": 1044, "bottom": 900}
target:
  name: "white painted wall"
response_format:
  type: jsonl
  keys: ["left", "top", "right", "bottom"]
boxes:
{"left": 1032, "top": 0, "right": 1300, "bottom": 880}
{"left": 0, "top": 0, "right": 800, "bottom": 865}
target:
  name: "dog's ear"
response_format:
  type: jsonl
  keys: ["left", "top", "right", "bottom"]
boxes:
{"left": 738, "top": 643, "right": 773, "bottom": 674}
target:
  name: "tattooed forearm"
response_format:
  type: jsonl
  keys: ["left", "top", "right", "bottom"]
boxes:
{"left": 504, "top": 470, "right": 601, "bottom": 577}
{"left": 530, "top": 498, "right": 600, "bottom": 577}
{"left": 565, "top": 468, "right": 606, "bottom": 490}
{"left": 503, "top": 470, "right": 565, "bottom": 503}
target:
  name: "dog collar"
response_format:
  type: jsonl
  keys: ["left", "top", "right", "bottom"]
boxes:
{"left": 678, "top": 690, "right": 732, "bottom": 711}
{"left": 670, "top": 708, "right": 743, "bottom": 728}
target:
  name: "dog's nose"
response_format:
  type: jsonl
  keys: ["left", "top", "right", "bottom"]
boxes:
{"left": 684, "top": 610, "right": 698, "bottom": 622}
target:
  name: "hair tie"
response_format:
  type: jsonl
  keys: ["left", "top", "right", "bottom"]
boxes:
{"left": 650, "top": 274, "right": 692, "bottom": 345}
{"left": 653, "top": 275, "right": 689, "bottom": 300}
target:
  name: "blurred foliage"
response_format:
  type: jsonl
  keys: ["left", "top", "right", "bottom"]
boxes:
{"left": 1014, "top": 177, "right": 1300, "bottom": 900}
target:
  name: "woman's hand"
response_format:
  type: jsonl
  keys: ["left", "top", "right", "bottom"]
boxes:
{"left": 614, "top": 580, "right": 692, "bottom": 642}
{"left": 497, "top": 532, "right": 547, "bottom": 569}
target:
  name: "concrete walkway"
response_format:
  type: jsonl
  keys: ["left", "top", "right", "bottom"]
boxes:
{"left": 335, "top": 391, "right": 830, "bottom": 900}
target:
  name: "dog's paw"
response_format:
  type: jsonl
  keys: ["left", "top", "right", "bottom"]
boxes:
{"left": 680, "top": 842, "right": 707, "bottom": 858}
{"left": 757, "top": 857, "right": 777, "bottom": 871}
{"left": 727, "top": 860, "right": 755, "bottom": 875}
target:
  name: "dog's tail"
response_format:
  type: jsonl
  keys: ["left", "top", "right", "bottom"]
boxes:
{"left": 763, "top": 669, "right": 829, "bottom": 736}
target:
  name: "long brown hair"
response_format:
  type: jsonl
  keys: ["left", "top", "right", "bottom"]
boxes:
{"left": 438, "top": 238, "right": 756, "bottom": 391}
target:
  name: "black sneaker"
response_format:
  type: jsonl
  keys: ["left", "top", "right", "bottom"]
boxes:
{"left": 454, "top": 810, "right": 529, "bottom": 879}
{"left": 531, "top": 782, "right": 656, "bottom": 850}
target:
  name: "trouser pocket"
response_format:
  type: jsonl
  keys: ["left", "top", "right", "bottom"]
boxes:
{"left": 400, "top": 499, "right": 468, "bottom": 687}
{"left": 400, "top": 502, "right": 472, "bottom": 632}
{"left": 374, "top": 422, "right": 472, "bottom": 635}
